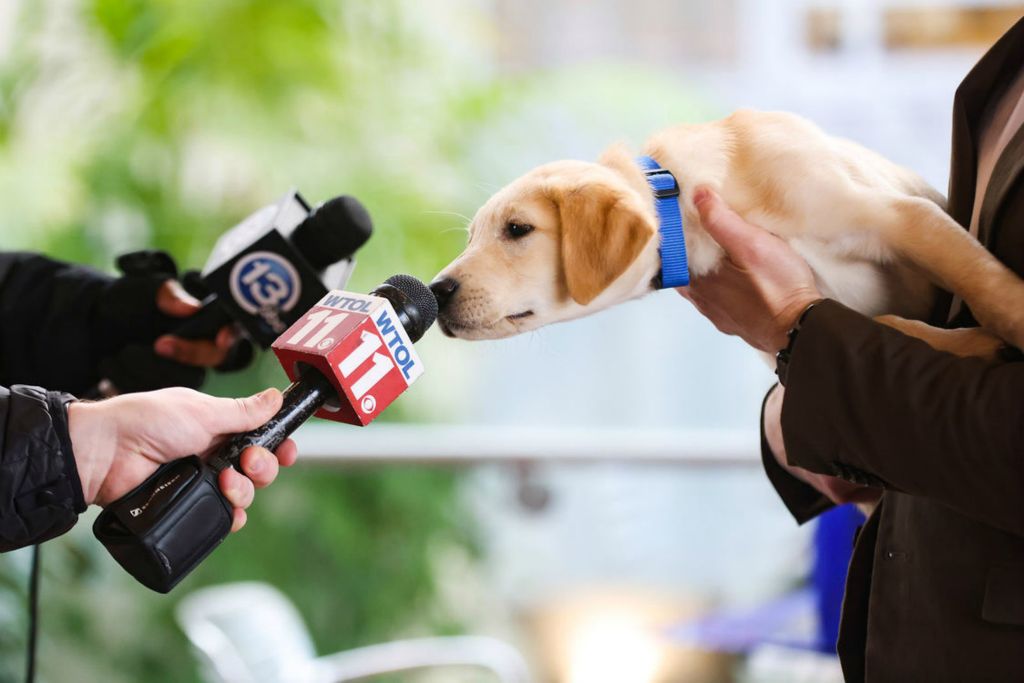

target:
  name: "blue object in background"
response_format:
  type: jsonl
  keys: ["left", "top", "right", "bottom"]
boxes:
{"left": 666, "top": 502, "right": 866, "bottom": 655}
{"left": 812, "top": 504, "right": 866, "bottom": 652}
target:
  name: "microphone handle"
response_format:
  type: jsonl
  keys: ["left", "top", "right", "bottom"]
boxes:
{"left": 209, "top": 371, "right": 335, "bottom": 471}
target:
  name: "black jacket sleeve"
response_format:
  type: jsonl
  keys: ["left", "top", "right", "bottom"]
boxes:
{"left": 760, "top": 384, "right": 835, "bottom": 524}
{"left": 0, "top": 385, "right": 86, "bottom": 551}
{"left": 780, "top": 299, "right": 1024, "bottom": 536}
{"left": 0, "top": 251, "right": 193, "bottom": 395}
{"left": 0, "top": 252, "right": 114, "bottom": 395}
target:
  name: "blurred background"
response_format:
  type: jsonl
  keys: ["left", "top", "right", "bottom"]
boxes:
{"left": 0, "top": 1, "right": 1019, "bottom": 682}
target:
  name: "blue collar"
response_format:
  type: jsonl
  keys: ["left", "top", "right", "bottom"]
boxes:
{"left": 636, "top": 155, "right": 689, "bottom": 287}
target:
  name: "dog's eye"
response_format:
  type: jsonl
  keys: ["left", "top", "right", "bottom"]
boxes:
{"left": 506, "top": 222, "right": 534, "bottom": 239}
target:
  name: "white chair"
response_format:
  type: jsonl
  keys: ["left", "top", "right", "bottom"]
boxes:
{"left": 176, "top": 582, "right": 532, "bottom": 683}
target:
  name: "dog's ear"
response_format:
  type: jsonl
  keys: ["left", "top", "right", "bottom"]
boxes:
{"left": 597, "top": 143, "right": 635, "bottom": 176}
{"left": 598, "top": 143, "right": 649, "bottom": 196}
{"left": 556, "top": 184, "right": 653, "bottom": 305}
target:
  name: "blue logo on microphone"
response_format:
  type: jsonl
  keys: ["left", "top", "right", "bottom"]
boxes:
{"left": 229, "top": 251, "right": 302, "bottom": 321}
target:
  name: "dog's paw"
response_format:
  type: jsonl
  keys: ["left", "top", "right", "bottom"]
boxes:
{"left": 876, "top": 315, "right": 1006, "bottom": 360}
{"left": 938, "top": 327, "right": 1008, "bottom": 361}
{"left": 968, "top": 290, "right": 1024, "bottom": 354}
{"left": 977, "top": 317, "right": 1024, "bottom": 357}
{"left": 1000, "top": 318, "right": 1024, "bottom": 356}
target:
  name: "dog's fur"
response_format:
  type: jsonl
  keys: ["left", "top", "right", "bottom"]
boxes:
{"left": 433, "top": 109, "right": 1024, "bottom": 357}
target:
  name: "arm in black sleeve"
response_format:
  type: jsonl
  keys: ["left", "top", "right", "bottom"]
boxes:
{"left": 760, "top": 384, "right": 835, "bottom": 524}
{"left": 0, "top": 253, "right": 114, "bottom": 394}
{"left": 0, "top": 385, "right": 87, "bottom": 551}
{"left": 780, "top": 299, "right": 1024, "bottom": 536}
{"left": 0, "top": 252, "right": 186, "bottom": 395}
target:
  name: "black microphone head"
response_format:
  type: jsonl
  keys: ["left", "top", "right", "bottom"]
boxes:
{"left": 290, "top": 195, "right": 373, "bottom": 271}
{"left": 371, "top": 274, "right": 437, "bottom": 343}
{"left": 386, "top": 274, "right": 439, "bottom": 327}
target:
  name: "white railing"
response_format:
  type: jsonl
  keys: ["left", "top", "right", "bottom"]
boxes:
{"left": 292, "top": 424, "right": 762, "bottom": 467}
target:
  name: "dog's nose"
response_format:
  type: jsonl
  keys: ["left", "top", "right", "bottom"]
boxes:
{"left": 429, "top": 277, "right": 460, "bottom": 311}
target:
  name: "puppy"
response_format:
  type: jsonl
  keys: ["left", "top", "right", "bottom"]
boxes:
{"left": 431, "top": 109, "right": 1024, "bottom": 358}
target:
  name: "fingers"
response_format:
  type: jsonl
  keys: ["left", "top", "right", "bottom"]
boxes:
{"left": 677, "top": 283, "right": 742, "bottom": 336}
{"left": 239, "top": 446, "right": 280, "bottom": 489}
{"left": 154, "top": 325, "right": 238, "bottom": 367}
{"left": 156, "top": 280, "right": 203, "bottom": 318}
{"left": 155, "top": 279, "right": 240, "bottom": 368}
{"left": 154, "top": 337, "right": 223, "bottom": 367}
{"left": 219, "top": 466, "right": 255, "bottom": 510}
{"left": 698, "top": 305, "right": 742, "bottom": 337}
{"left": 215, "top": 325, "right": 238, "bottom": 351}
{"left": 219, "top": 442, "right": 297, "bottom": 533}
{"left": 274, "top": 438, "right": 299, "bottom": 468}
{"left": 152, "top": 325, "right": 236, "bottom": 368}
{"left": 231, "top": 508, "right": 247, "bottom": 533}
{"left": 209, "top": 388, "right": 284, "bottom": 434}
{"left": 693, "top": 186, "right": 764, "bottom": 267}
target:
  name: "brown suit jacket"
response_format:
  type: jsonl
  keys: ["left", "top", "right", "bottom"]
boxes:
{"left": 763, "top": 18, "right": 1024, "bottom": 682}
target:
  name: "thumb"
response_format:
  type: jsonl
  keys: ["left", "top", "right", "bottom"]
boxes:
{"left": 693, "top": 187, "right": 760, "bottom": 267}
{"left": 157, "top": 279, "right": 203, "bottom": 318}
{"left": 214, "top": 388, "right": 283, "bottom": 434}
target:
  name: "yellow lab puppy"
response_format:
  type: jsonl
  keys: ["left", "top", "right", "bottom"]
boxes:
{"left": 431, "top": 109, "right": 1024, "bottom": 357}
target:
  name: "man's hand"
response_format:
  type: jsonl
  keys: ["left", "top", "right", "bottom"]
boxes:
{"left": 678, "top": 188, "right": 823, "bottom": 353}
{"left": 67, "top": 387, "right": 297, "bottom": 532}
{"left": 153, "top": 279, "right": 238, "bottom": 367}
{"left": 683, "top": 189, "right": 881, "bottom": 508}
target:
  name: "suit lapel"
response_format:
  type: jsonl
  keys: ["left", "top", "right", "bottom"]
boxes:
{"left": 934, "top": 17, "right": 1024, "bottom": 323}
{"left": 946, "top": 79, "right": 980, "bottom": 232}
{"left": 978, "top": 115, "right": 1024, "bottom": 246}
{"left": 947, "top": 15, "right": 1024, "bottom": 236}
{"left": 933, "top": 75, "right": 977, "bottom": 322}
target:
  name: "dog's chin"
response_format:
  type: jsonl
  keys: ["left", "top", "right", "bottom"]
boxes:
{"left": 438, "top": 320, "right": 517, "bottom": 341}
{"left": 437, "top": 311, "right": 542, "bottom": 340}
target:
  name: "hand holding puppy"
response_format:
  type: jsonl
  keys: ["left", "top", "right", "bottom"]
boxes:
{"left": 678, "top": 187, "right": 823, "bottom": 353}
{"left": 680, "top": 188, "right": 880, "bottom": 506}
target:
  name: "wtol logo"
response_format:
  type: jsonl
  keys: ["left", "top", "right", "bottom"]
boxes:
{"left": 229, "top": 251, "right": 302, "bottom": 332}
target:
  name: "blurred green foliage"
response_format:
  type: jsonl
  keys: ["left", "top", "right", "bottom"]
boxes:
{"left": 0, "top": 0, "right": 489, "bottom": 680}
{"left": 0, "top": 0, "right": 714, "bottom": 679}
{"left": 0, "top": 465, "right": 471, "bottom": 683}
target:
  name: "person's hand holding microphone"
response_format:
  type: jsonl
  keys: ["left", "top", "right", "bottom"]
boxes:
{"left": 151, "top": 279, "right": 239, "bottom": 368}
{"left": 83, "top": 249, "right": 245, "bottom": 397}
{"left": 68, "top": 387, "right": 296, "bottom": 533}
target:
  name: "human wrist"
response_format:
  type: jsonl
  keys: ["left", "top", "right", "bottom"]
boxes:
{"left": 763, "top": 385, "right": 787, "bottom": 463}
{"left": 67, "top": 401, "right": 118, "bottom": 506}
{"left": 771, "top": 292, "right": 825, "bottom": 352}
{"left": 774, "top": 298, "right": 826, "bottom": 385}
{"left": 763, "top": 384, "right": 810, "bottom": 483}
{"left": 763, "top": 385, "right": 823, "bottom": 489}
{"left": 45, "top": 391, "right": 88, "bottom": 514}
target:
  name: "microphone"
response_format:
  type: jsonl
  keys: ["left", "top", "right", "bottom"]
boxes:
{"left": 213, "top": 274, "right": 437, "bottom": 462}
{"left": 173, "top": 192, "right": 374, "bottom": 346}
{"left": 269, "top": 273, "right": 436, "bottom": 425}
{"left": 291, "top": 196, "right": 373, "bottom": 271}
{"left": 95, "top": 191, "right": 373, "bottom": 397}
{"left": 92, "top": 275, "right": 437, "bottom": 593}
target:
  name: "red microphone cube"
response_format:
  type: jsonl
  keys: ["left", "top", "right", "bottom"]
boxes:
{"left": 271, "top": 290, "right": 425, "bottom": 425}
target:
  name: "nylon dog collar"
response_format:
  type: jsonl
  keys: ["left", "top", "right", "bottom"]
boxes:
{"left": 636, "top": 155, "right": 689, "bottom": 287}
